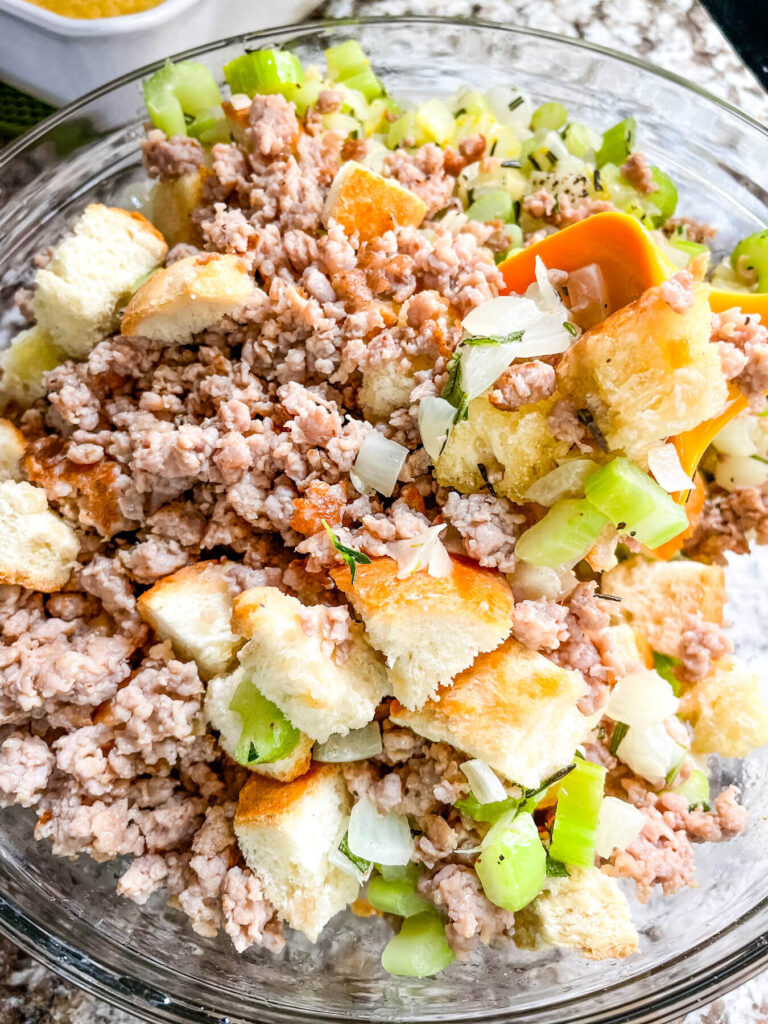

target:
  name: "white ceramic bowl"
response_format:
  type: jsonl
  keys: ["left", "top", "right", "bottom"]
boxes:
{"left": 0, "top": 0, "right": 320, "bottom": 105}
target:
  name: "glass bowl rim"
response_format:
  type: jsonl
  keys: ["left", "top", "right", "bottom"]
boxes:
{"left": 1, "top": 15, "right": 767, "bottom": 1023}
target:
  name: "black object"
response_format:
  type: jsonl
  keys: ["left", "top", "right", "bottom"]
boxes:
{"left": 699, "top": 0, "right": 768, "bottom": 93}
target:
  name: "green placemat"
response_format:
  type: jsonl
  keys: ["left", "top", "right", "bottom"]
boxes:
{"left": 0, "top": 82, "right": 56, "bottom": 141}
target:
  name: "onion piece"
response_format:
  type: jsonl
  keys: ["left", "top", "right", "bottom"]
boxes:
{"left": 648, "top": 443, "right": 694, "bottom": 492}
{"left": 418, "top": 396, "right": 456, "bottom": 462}
{"left": 352, "top": 432, "right": 408, "bottom": 498}
{"left": 715, "top": 453, "right": 768, "bottom": 492}
{"left": 485, "top": 85, "right": 532, "bottom": 128}
{"left": 615, "top": 723, "right": 686, "bottom": 784}
{"left": 347, "top": 797, "right": 413, "bottom": 866}
{"left": 387, "top": 524, "right": 451, "bottom": 579}
{"left": 524, "top": 459, "right": 599, "bottom": 506}
{"left": 594, "top": 796, "right": 645, "bottom": 860}
{"left": 508, "top": 561, "right": 577, "bottom": 602}
{"left": 328, "top": 823, "right": 371, "bottom": 884}
{"left": 712, "top": 415, "right": 759, "bottom": 456}
{"left": 460, "top": 759, "right": 508, "bottom": 804}
{"left": 314, "top": 722, "right": 383, "bottom": 763}
{"left": 534, "top": 255, "right": 562, "bottom": 313}
{"left": 461, "top": 295, "right": 541, "bottom": 338}
{"left": 605, "top": 670, "right": 679, "bottom": 730}
{"left": 460, "top": 342, "right": 519, "bottom": 401}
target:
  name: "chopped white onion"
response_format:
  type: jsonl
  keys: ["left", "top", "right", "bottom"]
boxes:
{"left": 715, "top": 453, "right": 768, "bottom": 493}
{"left": 460, "top": 759, "right": 508, "bottom": 804}
{"left": 506, "top": 314, "right": 574, "bottom": 357}
{"left": 328, "top": 823, "right": 371, "bottom": 884}
{"left": 508, "top": 561, "right": 577, "bottom": 602}
{"left": 314, "top": 722, "right": 383, "bottom": 763}
{"left": 347, "top": 797, "right": 413, "bottom": 866}
{"left": 460, "top": 342, "right": 519, "bottom": 401}
{"left": 539, "top": 130, "right": 570, "bottom": 163}
{"left": 534, "top": 255, "right": 563, "bottom": 313}
{"left": 461, "top": 295, "right": 542, "bottom": 338}
{"left": 418, "top": 396, "right": 456, "bottom": 462}
{"left": 485, "top": 85, "right": 533, "bottom": 129}
{"left": 712, "top": 416, "right": 760, "bottom": 456}
{"left": 352, "top": 432, "right": 408, "bottom": 498}
{"left": 605, "top": 670, "right": 679, "bottom": 730}
{"left": 616, "top": 723, "right": 686, "bottom": 784}
{"left": 115, "top": 179, "right": 154, "bottom": 215}
{"left": 387, "top": 524, "right": 452, "bottom": 579}
{"left": 595, "top": 796, "right": 645, "bottom": 860}
{"left": 648, "top": 444, "right": 694, "bottom": 492}
{"left": 524, "top": 459, "right": 599, "bottom": 506}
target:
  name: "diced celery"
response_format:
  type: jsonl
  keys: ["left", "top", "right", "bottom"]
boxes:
{"left": 223, "top": 49, "right": 304, "bottom": 99}
{"left": 643, "top": 167, "right": 678, "bottom": 227}
{"left": 325, "top": 39, "right": 369, "bottom": 81}
{"left": 284, "top": 78, "right": 323, "bottom": 116}
{"left": 453, "top": 89, "right": 488, "bottom": 118}
{"left": 514, "top": 499, "right": 610, "bottom": 569}
{"left": 670, "top": 768, "right": 710, "bottom": 811}
{"left": 144, "top": 60, "right": 222, "bottom": 138}
{"left": 363, "top": 96, "right": 400, "bottom": 136}
{"left": 669, "top": 236, "right": 709, "bottom": 260}
{"left": 531, "top": 101, "right": 568, "bottom": 132}
{"left": 731, "top": 229, "right": 768, "bottom": 291}
{"left": 652, "top": 651, "right": 681, "bottom": 697}
{"left": 475, "top": 812, "right": 546, "bottom": 913}
{"left": 454, "top": 792, "right": 519, "bottom": 823}
{"left": 562, "top": 121, "right": 599, "bottom": 159}
{"left": 387, "top": 110, "right": 416, "bottom": 149}
{"left": 548, "top": 759, "right": 606, "bottom": 868}
{"left": 170, "top": 61, "right": 222, "bottom": 116}
{"left": 377, "top": 862, "right": 420, "bottom": 883}
{"left": 584, "top": 457, "right": 688, "bottom": 548}
{"left": 381, "top": 911, "right": 455, "bottom": 977}
{"left": 596, "top": 116, "right": 636, "bottom": 168}
{"left": 466, "top": 190, "right": 514, "bottom": 223}
{"left": 368, "top": 873, "right": 429, "bottom": 917}
{"left": 322, "top": 112, "right": 362, "bottom": 138}
{"left": 414, "top": 99, "right": 455, "bottom": 146}
{"left": 341, "top": 68, "right": 384, "bottom": 102}
{"left": 228, "top": 677, "right": 300, "bottom": 766}
{"left": 187, "top": 109, "right": 230, "bottom": 145}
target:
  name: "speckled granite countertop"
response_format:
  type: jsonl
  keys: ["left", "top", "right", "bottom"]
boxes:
{"left": 1, "top": 1, "right": 766, "bottom": 1022}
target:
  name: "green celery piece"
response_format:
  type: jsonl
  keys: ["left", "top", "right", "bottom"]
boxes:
{"left": 325, "top": 40, "right": 370, "bottom": 81}
{"left": 643, "top": 167, "right": 677, "bottom": 227}
{"left": 381, "top": 911, "right": 455, "bottom": 977}
{"left": 731, "top": 229, "right": 768, "bottom": 291}
{"left": 387, "top": 110, "right": 416, "bottom": 149}
{"left": 283, "top": 78, "right": 323, "bottom": 116}
{"left": 549, "top": 759, "right": 606, "bottom": 868}
{"left": 228, "top": 677, "right": 300, "bottom": 766}
{"left": 376, "top": 862, "right": 420, "bottom": 884}
{"left": 368, "top": 873, "right": 429, "bottom": 917}
{"left": 584, "top": 457, "right": 688, "bottom": 548}
{"left": 223, "top": 50, "right": 304, "bottom": 99}
{"left": 669, "top": 768, "right": 710, "bottom": 811}
{"left": 188, "top": 109, "right": 230, "bottom": 145}
{"left": 454, "top": 792, "right": 519, "bottom": 823}
{"left": 562, "top": 121, "right": 595, "bottom": 159}
{"left": 476, "top": 812, "right": 546, "bottom": 913}
{"left": 466, "top": 190, "right": 514, "bottom": 224}
{"left": 341, "top": 68, "right": 384, "bottom": 102}
{"left": 514, "top": 498, "right": 610, "bottom": 569}
{"left": 144, "top": 60, "right": 222, "bottom": 138}
{"left": 596, "top": 116, "right": 636, "bottom": 168}
{"left": 652, "top": 650, "right": 681, "bottom": 697}
{"left": 670, "top": 236, "right": 709, "bottom": 259}
{"left": 530, "top": 101, "right": 568, "bottom": 132}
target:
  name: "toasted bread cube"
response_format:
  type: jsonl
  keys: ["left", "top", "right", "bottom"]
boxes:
{"left": 601, "top": 556, "right": 725, "bottom": 659}
{"left": 121, "top": 253, "right": 254, "bottom": 343}
{"left": 359, "top": 363, "right": 417, "bottom": 422}
{"left": 679, "top": 656, "right": 768, "bottom": 757}
{"left": 234, "top": 763, "right": 359, "bottom": 941}
{"left": 322, "top": 161, "right": 427, "bottom": 242}
{"left": 0, "top": 420, "right": 25, "bottom": 482}
{"left": 436, "top": 395, "right": 565, "bottom": 503}
{"left": 557, "top": 281, "right": 727, "bottom": 461}
{"left": 150, "top": 167, "right": 206, "bottom": 247}
{"left": 33, "top": 204, "right": 167, "bottom": 358}
{"left": 0, "top": 480, "right": 79, "bottom": 592}
{"left": 137, "top": 560, "right": 243, "bottom": 680}
{"left": 515, "top": 866, "right": 639, "bottom": 960}
{"left": 390, "top": 637, "right": 588, "bottom": 787}
{"left": 0, "top": 325, "right": 67, "bottom": 407}
{"left": 232, "top": 587, "right": 389, "bottom": 743}
{"left": 205, "top": 666, "right": 313, "bottom": 782}
{"left": 332, "top": 556, "right": 515, "bottom": 711}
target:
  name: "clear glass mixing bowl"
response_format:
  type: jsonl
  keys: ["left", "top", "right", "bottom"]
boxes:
{"left": 1, "top": 16, "right": 768, "bottom": 1024}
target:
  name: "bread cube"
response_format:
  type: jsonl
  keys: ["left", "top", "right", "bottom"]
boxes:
{"left": 137, "top": 560, "right": 243, "bottom": 680}
{"left": 234, "top": 763, "right": 359, "bottom": 941}
{"left": 0, "top": 480, "right": 79, "bottom": 592}
{"left": 150, "top": 167, "right": 206, "bottom": 247}
{"left": 322, "top": 161, "right": 427, "bottom": 242}
{"left": 515, "top": 866, "right": 639, "bottom": 960}
{"left": 121, "top": 253, "right": 254, "bottom": 342}
{"left": 0, "top": 324, "right": 66, "bottom": 407}
{"left": 33, "top": 204, "right": 167, "bottom": 358}
{"left": 332, "top": 556, "right": 515, "bottom": 711}
{"left": 0, "top": 420, "right": 25, "bottom": 482}
{"left": 390, "top": 637, "right": 588, "bottom": 788}
{"left": 601, "top": 556, "right": 725, "bottom": 659}
{"left": 679, "top": 655, "right": 768, "bottom": 757}
{"left": 435, "top": 395, "right": 565, "bottom": 503}
{"left": 557, "top": 281, "right": 728, "bottom": 461}
{"left": 232, "top": 587, "right": 389, "bottom": 743}
{"left": 205, "top": 666, "right": 313, "bottom": 782}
